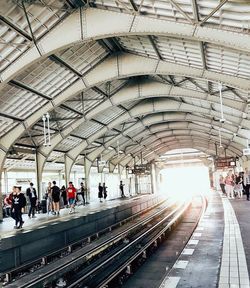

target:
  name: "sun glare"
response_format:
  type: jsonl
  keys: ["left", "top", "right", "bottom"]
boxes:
{"left": 159, "top": 165, "right": 211, "bottom": 202}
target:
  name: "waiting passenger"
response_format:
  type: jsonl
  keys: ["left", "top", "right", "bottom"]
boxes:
{"left": 78, "top": 182, "right": 86, "bottom": 206}
{"left": 46, "top": 182, "right": 53, "bottom": 214}
{"left": 67, "top": 182, "right": 77, "bottom": 214}
{"left": 26, "top": 182, "right": 37, "bottom": 218}
{"left": 51, "top": 181, "right": 60, "bottom": 215}
{"left": 244, "top": 168, "right": 250, "bottom": 201}
{"left": 12, "top": 186, "right": 26, "bottom": 229}
{"left": 219, "top": 175, "right": 226, "bottom": 195}
{"left": 235, "top": 172, "right": 243, "bottom": 198}
{"left": 225, "top": 170, "right": 235, "bottom": 199}
{"left": 3, "top": 188, "right": 15, "bottom": 218}
{"left": 103, "top": 183, "right": 107, "bottom": 200}
{"left": 120, "top": 181, "right": 125, "bottom": 198}
{"left": 60, "top": 185, "right": 67, "bottom": 208}
{"left": 98, "top": 183, "right": 103, "bottom": 203}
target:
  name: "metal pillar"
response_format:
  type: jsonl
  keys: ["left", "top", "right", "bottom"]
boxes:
{"left": 4, "top": 168, "right": 8, "bottom": 194}
{"left": 150, "top": 162, "right": 156, "bottom": 194}
{"left": 84, "top": 157, "right": 92, "bottom": 204}
{"left": 109, "top": 162, "right": 116, "bottom": 173}
{"left": 64, "top": 154, "right": 74, "bottom": 187}
{"left": 35, "top": 150, "right": 46, "bottom": 200}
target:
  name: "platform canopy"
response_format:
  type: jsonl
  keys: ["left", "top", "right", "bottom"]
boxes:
{"left": 0, "top": 0, "right": 250, "bottom": 172}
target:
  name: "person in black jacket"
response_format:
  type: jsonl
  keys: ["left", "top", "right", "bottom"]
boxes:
{"left": 103, "top": 183, "right": 107, "bottom": 200}
{"left": 79, "top": 182, "right": 86, "bottom": 205}
{"left": 98, "top": 183, "right": 103, "bottom": 203}
{"left": 12, "top": 186, "right": 26, "bottom": 229}
{"left": 51, "top": 181, "right": 60, "bottom": 215}
{"left": 60, "top": 185, "right": 67, "bottom": 207}
{"left": 26, "top": 182, "right": 37, "bottom": 218}
{"left": 119, "top": 181, "right": 125, "bottom": 198}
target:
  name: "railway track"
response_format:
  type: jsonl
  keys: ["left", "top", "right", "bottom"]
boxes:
{"left": 1, "top": 198, "right": 174, "bottom": 287}
{"left": 66, "top": 200, "right": 191, "bottom": 288}
{"left": 3, "top": 196, "right": 206, "bottom": 288}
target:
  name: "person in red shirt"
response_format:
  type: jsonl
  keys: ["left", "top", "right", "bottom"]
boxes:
{"left": 67, "top": 182, "right": 77, "bottom": 214}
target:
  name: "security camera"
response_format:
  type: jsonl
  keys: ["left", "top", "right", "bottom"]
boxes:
{"left": 219, "top": 118, "right": 225, "bottom": 123}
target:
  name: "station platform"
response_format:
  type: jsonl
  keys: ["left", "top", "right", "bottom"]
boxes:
{"left": 0, "top": 194, "right": 163, "bottom": 273}
{"left": 1, "top": 192, "right": 250, "bottom": 288}
{"left": 123, "top": 191, "right": 250, "bottom": 288}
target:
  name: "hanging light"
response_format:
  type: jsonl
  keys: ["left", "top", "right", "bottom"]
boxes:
{"left": 218, "top": 82, "right": 225, "bottom": 123}
{"left": 46, "top": 112, "right": 51, "bottom": 146}
{"left": 42, "top": 114, "right": 47, "bottom": 146}
{"left": 117, "top": 140, "right": 120, "bottom": 158}
{"left": 42, "top": 112, "right": 51, "bottom": 146}
{"left": 219, "top": 128, "right": 223, "bottom": 148}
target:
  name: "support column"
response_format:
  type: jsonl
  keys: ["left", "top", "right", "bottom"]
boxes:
{"left": 35, "top": 150, "right": 47, "bottom": 200}
{"left": 64, "top": 154, "right": 74, "bottom": 187}
{"left": 155, "top": 165, "right": 161, "bottom": 193}
{"left": 84, "top": 157, "right": 92, "bottom": 204}
{"left": 0, "top": 148, "right": 7, "bottom": 222}
{"left": 118, "top": 164, "right": 123, "bottom": 179}
{"left": 4, "top": 168, "right": 8, "bottom": 194}
{"left": 150, "top": 162, "right": 156, "bottom": 194}
{"left": 109, "top": 162, "right": 116, "bottom": 173}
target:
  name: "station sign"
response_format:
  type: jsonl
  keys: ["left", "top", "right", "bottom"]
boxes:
{"left": 243, "top": 148, "right": 250, "bottom": 156}
{"left": 215, "top": 157, "right": 236, "bottom": 169}
{"left": 133, "top": 164, "right": 151, "bottom": 175}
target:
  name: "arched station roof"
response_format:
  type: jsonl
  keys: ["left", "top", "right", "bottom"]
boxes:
{"left": 1, "top": 0, "right": 250, "bottom": 171}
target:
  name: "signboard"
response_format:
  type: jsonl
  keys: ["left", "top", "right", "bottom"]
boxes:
{"left": 133, "top": 164, "right": 151, "bottom": 175}
{"left": 243, "top": 148, "right": 250, "bottom": 156}
{"left": 215, "top": 157, "right": 236, "bottom": 169}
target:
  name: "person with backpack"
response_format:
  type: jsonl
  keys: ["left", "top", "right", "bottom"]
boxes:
{"left": 51, "top": 181, "right": 60, "bottom": 215}
{"left": 26, "top": 182, "right": 38, "bottom": 218}
{"left": 12, "top": 186, "right": 26, "bottom": 229}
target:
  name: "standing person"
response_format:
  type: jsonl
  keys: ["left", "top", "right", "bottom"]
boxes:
{"left": 98, "top": 183, "right": 103, "bottom": 203}
{"left": 26, "top": 182, "right": 37, "bottom": 218}
{"left": 103, "top": 183, "right": 107, "bottom": 200}
{"left": 4, "top": 187, "right": 15, "bottom": 218}
{"left": 119, "top": 181, "right": 125, "bottom": 198}
{"left": 244, "top": 168, "right": 250, "bottom": 201}
{"left": 46, "top": 182, "right": 53, "bottom": 214}
{"left": 235, "top": 172, "right": 243, "bottom": 198}
{"left": 51, "top": 181, "right": 60, "bottom": 215}
{"left": 67, "top": 182, "right": 77, "bottom": 214}
{"left": 79, "top": 182, "right": 86, "bottom": 206}
{"left": 12, "top": 186, "right": 26, "bottom": 229}
{"left": 225, "top": 170, "right": 235, "bottom": 199}
{"left": 219, "top": 175, "right": 226, "bottom": 195}
{"left": 60, "top": 185, "right": 67, "bottom": 208}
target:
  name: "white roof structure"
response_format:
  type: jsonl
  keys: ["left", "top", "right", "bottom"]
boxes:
{"left": 1, "top": 0, "right": 250, "bottom": 171}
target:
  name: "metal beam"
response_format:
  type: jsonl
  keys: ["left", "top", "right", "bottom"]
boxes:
{"left": 61, "top": 104, "right": 83, "bottom": 116}
{"left": 49, "top": 55, "right": 82, "bottom": 78}
{"left": 200, "top": 0, "right": 228, "bottom": 25}
{"left": 191, "top": 0, "right": 199, "bottom": 23}
{"left": 0, "top": 112, "right": 23, "bottom": 122}
{"left": 148, "top": 36, "right": 163, "bottom": 60}
{"left": 128, "top": 0, "right": 138, "bottom": 13}
{"left": 0, "top": 15, "right": 32, "bottom": 41}
{"left": 9, "top": 79, "right": 51, "bottom": 100}
{"left": 168, "top": 0, "right": 194, "bottom": 24}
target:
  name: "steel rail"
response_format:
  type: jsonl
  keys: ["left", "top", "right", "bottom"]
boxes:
{"left": 5, "top": 199, "right": 174, "bottom": 288}
{"left": 67, "top": 201, "right": 190, "bottom": 288}
{"left": 2, "top": 197, "right": 166, "bottom": 283}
